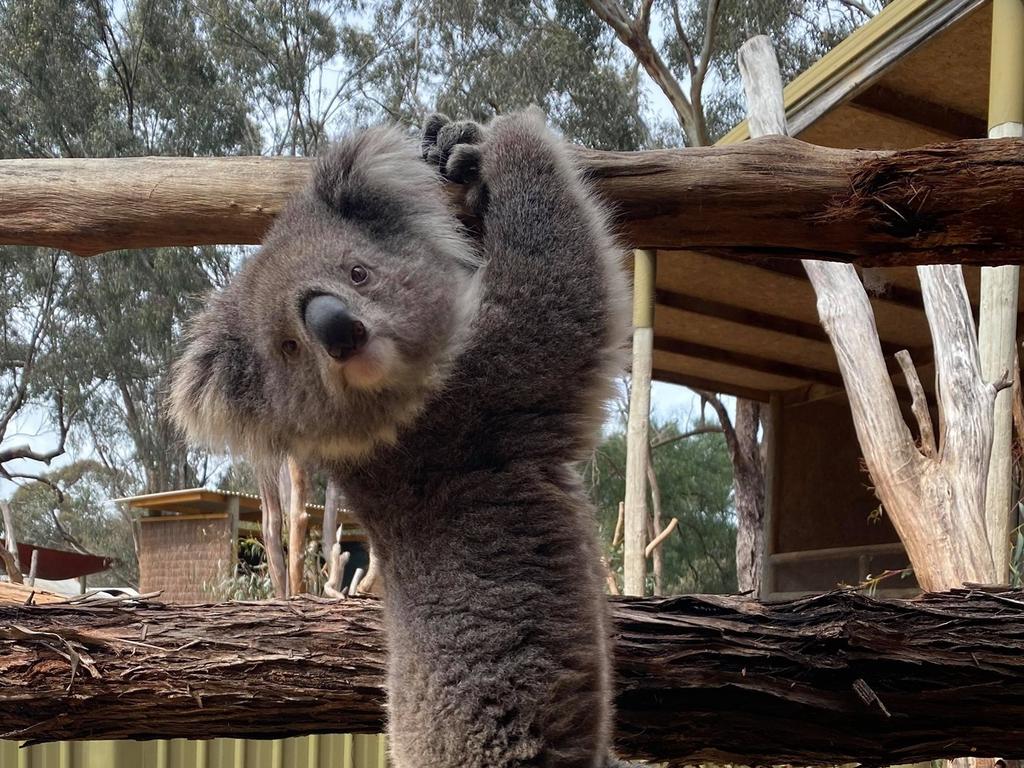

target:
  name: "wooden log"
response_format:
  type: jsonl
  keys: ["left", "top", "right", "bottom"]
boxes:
{"left": 1, "top": 138, "right": 1023, "bottom": 266}
{"left": 3, "top": 590, "right": 1024, "bottom": 764}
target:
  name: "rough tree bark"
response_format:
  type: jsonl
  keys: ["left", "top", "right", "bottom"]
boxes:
{"left": 257, "top": 465, "right": 289, "bottom": 598}
{"left": 695, "top": 392, "right": 765, "bottom": 594}
{"left": 730, "top": 399, "right": 765, "bottom": 594}
{"left": 1, "top": 140, "right": 1023, "bottom": 265}
{"left": 3, "top": 590, "right": 1024, "bottom": 765}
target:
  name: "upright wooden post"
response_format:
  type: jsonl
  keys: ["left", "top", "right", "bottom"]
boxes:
{"left": 760, "top": 393, "right": 783, "bottom": 599}
{"left": 624, "top": 248, "right": 656, "bottom": 596}
{"left": 981, "top": 0, "right": 1024, "bottom": 580}
{"left": 226, "top": 495, "right": 240, "bottom": 578}
{"left": 287, "top": 456, "right": 310, "bottom": 596}
{"left": 738, "top": 37, "right": 788, "bottom": 601}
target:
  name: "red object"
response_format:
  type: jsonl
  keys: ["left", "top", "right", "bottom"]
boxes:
{"left": 0, "top": 539, "right": 111, "bottom": 580}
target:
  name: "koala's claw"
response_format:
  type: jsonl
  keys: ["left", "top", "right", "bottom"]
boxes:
{"left": 420, "top": 112, "right": 450, "bottom": 161}
{"left": 444, "top": 143, "right": 482, "bottom": 185}
{"left": 421, "top": 113, "right": 485, "bottom": 184}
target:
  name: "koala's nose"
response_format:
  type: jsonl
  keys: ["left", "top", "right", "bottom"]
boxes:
{"left": 303, "top": 294, "right": 367, "bottom": 360}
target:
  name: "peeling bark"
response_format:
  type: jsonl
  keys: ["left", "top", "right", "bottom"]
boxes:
{"left": 3, "top": 591, "right": 1024, "bottom": 765}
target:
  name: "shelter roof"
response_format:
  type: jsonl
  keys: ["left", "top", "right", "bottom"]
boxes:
{"left": 116, "top": 487, "right": 353, "bottom": 525}
{"left": 653, "top": 0, "right": 1001, "bottom": 401}
{"left": 0, "top": 539, "right": 111, "bottom": 580}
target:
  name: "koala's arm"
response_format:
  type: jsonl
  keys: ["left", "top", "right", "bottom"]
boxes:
{"left": 424, "top": 111, "right": 629, "bottom": 426}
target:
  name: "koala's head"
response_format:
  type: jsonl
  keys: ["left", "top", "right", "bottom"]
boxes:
{"left": 170, "top": 126, "right": 478, "bottom": 465}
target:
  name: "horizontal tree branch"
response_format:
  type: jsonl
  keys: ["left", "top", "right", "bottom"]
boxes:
{"left": 0, "top": 137, "right": 1022, "bottom": 266}
{"left": 3, "top": 590, "right": 1024, "bottom": 764}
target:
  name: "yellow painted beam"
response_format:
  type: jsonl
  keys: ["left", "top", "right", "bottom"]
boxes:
{"left": 989, "top": 0, "right": 1024, "bottom": 132}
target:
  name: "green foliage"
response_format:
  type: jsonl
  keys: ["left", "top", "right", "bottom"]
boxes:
{"left": 6, "top": 460, "right": 137, "bottom": 586}
{"left": 0, "top": 0, "right": 255, "bottom": 501}
{"left": 61, "top": 246, "right": 232, "bottom": 495}
{"left": 351, "top": 0, "right": 649, "bottom": 149}
{"left": 587, "top": 420, "right": 737, "bottom": 594}
{"left": 210, "top": 537, "right": 275, "bottom": 600}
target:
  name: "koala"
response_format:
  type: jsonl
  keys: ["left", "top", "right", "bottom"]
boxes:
{"left": 170, "top": 109, "right": 633, "bottom": 768}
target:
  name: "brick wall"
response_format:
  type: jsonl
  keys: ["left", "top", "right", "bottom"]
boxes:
{"left": 139, "top": 515, "right": 233, "bottom": 602}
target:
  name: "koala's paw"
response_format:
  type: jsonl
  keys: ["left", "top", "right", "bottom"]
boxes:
{"left": 420, "top": 113, "right": 486, "bottom": 185}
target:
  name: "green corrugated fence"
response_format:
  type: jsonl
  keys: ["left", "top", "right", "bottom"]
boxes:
{"left": 0, "top": 735, "right": 388, "bottom": 768}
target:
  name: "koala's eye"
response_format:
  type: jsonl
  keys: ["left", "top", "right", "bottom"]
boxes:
{"left": 281, "top": 339, "right": 299, "bottom": 358}
{"left": 350, "top": 265, "right": 369, "bottom": 285}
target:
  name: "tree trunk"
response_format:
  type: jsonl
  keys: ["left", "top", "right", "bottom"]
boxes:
{"left": 697, "top": 393, "right": 765, "bottom": 595}
{"left": 4, "top": 590, "right": 1024, "bottom": 765}
{"left": 257, "top": 464, "right": 289, "bottom": 599}
{"left": 287, "top": 457, "right": 309, "bottom": 596}
{"left": 732, "top": 399, "right": 765, "bottom": 594}
{"left": 738, "top": 35, "right": 1003, "bottom": 594}
{"left": 1, "top": 139, "right": 1022, "bottom": 265}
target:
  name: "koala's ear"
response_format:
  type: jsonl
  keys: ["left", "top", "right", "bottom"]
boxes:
{"left": 313, "top": 125, "right": 481, "bottom": 269}
{"left": 169, "top": 291, "right": 266, "bottom": 454}
{"left": 313, "top": 126, "right": 444, "bottom": 230}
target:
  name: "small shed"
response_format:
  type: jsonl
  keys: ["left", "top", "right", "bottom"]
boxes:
{"left": 648, "top": 0, "right": 1017, "bottom": 599}
{"left": 121, "top": 488, "right": 366, "bottom": 602}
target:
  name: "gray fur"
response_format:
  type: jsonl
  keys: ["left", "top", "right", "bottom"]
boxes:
{"left": 170, "top": 110, "right": 631, "bottom": 768}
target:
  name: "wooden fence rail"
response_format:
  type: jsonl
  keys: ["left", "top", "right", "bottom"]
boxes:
{"left": 1, "top": 137, "right": 1022, "bottom": 266}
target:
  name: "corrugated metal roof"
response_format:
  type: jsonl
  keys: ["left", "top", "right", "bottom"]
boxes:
{"left": 1, "top": 734, "right": 389, "bottom": 767}
{"left": 116, "top": 487, "right": 327, "bottom": 513}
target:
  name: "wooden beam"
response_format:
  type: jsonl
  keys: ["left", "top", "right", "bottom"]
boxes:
{"left": 651, "top": 367, "right": 774, "bottom": 403}
{"left": 713, "top": 254, "right": 931, "bottom": 313}
{"left": 5, "top": 590, "right": 1024, "bottom": 765}
{"left": 850, "top": 84, "right": 987, "bottom": 139}
{"left": 1, "top": 138, "right": 1023, "bottom": 266}
{"left": 654, "top": 336, "right": 844, "bottom": 389}
{"left": 656, "top": 287, "right": 908, "bottom": 359}
{"left": 656, "top": 289, "right": 833, "bottom": 346}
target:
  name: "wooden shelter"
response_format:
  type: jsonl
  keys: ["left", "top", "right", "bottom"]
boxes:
{"left": 632, "top": 0, "right": 1021, "bottom": 600}
{"left": 120, "top": 488, "right": 366, "bottom": 601}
